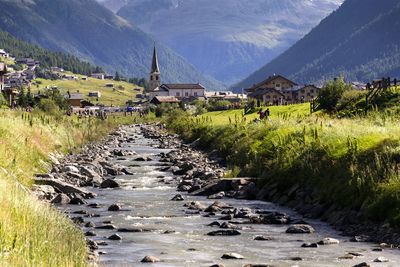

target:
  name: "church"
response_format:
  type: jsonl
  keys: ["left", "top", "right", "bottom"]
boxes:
{"left": 147, "top": 47, "right": 206, "bottom": 101}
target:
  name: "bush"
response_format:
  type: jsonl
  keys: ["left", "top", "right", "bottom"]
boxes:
{"left": 0, "top": 92, "right": 7, "bottom": 106}
{"left": 38, "top": 99, "right": 60, "bottom": 115}
{"left": 317, "top": 78, "right": 352, "bottom": 112}
{"left": 208, "top": 100, "right": 232, "bottom": 111}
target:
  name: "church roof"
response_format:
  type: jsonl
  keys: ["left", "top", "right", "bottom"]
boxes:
{"left": 162, "top": 84, "right": 205, "bottom": 90}
{"left": 151, "top": 46, "right": 160, "bottom": 73}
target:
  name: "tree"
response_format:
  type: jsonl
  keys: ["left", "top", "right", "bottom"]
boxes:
{"left": 317, "top": 77, "right": 352, "bottom": 112}
{"left": 114, "top": 72, "right": 121, "bottom": 81}
{"left": 17, "top": 87, "right": 27, "bottom": 107}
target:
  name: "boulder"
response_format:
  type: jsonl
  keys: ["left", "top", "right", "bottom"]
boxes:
{"left": 254, "top": 236, "right": 274, "bottom": 241}
{"left": 85, "top": 222, "right": 95, "bottom": 228}
{"left": 221, "top": 253, "right": 244, "bottom": 259}
{"left": 353, "top": 263, "right": 370, "bottom": 267}
{"left": 207, "top": 230, "right": 241, "bottom": 236}
{"left": 100, "top": 179, "right": 120, "bottom": 189}
{"left": 286, "top": 224, "right": 315, "bottom": 234}
{"left": 208, "top": 192, "right": 225, "bottom": 199}
{"left": 108, "top": 204, "right": 121, "bottom": 211}
{"left": 204, "top": 201, "right": 232, "bottom": 212}
{"left": 63, "top": 165, "right": 80, "bottom": 173}
{"left": 95, "top": 224, "right": 117, "bottom": 230}
{"left": 50, "top": 193, "right": 70, "bottom": 204}
{"left": 141, "top": 256, "right": 160, "bottom": 263}
{"left": 184, "top": 201, "right": 206, "bottom": 211}
{"left": 33, "top": 178, "right": 95, "bottom": 198}
{"left": 108, "top": 234, "right": 122, "bottom": 240}
{"left": 69, "top": 196, "right": 86, "bottom": 205}
{"left": 317, "top": 237, "right": 340, "bottom": 245}
{"left": 301, "top": 243, "right": 319, "bottom": 248}
{"left": 171, "top": 194, "right": 185, "bottom": 201}
{"left": 374, "top": 257, "right": 389, "bottom": 263}
{"left": 85, "top": 231, "right": 96, "bottom": 237}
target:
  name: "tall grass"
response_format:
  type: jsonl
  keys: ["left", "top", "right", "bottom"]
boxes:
{"left": 0, "top": 109, "right": 138, "bottom": 266}
{"left": 166, "top": 107, "right": 400, "bottom": 228}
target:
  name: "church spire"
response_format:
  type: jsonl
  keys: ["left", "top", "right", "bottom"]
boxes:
{"left": 151, "top": 46, "right": 160, "bottom": 73}
{"left": 149, "top": 45, "right": 161, "bottom": 90}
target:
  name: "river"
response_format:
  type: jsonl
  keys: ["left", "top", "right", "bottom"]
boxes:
{"left": 63, "top": 125, "right": 399, "bottom": 267}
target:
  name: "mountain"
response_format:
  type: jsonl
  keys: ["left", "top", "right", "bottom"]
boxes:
{"left": 97, "top": 0, "right": 128, "bottom": 12}
{"left": 116, "top": 0, "right": 343, "bottom": 85}
{"left": 0, "top": 0, "right": 222, "bottom": 89}
{"left": 0, "top": 30, "right": 101, "bottom": 75}
{"left": 237, "top": 0, "right": 400, "bottom": 89}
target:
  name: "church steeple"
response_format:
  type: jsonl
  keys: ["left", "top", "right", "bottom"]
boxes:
{"left": 149, "top": 46, "right": 161, "bottom": 90}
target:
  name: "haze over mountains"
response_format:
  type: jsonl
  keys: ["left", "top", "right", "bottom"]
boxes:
{"left": 0, "top": 0, "right": 222, "bottom": 89}
{"left": 237, "top": 0, "right": 400, "bottom": 89}
{"left": 113, "top": 0, "right": 343, "bottom": 85}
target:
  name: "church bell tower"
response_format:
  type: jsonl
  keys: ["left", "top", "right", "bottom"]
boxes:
{"left": 149, "top": 46, "right": 161, "bottom": 90}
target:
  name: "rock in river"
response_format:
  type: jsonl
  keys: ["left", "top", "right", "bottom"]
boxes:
{"left": 141, "top": 256, "right": 160, "bottom": 263}
{"left": 108, "top": 234, "right": 122, "bottom": 240}
{"left": 207, "top": 230, "right": 241, "bottom": 236}
{"left": 317, "top": 237, "right": 340, "bottom": 245}
{"left": 108, "top": 204, "right": 121, "bottom": 211}
{"left": 100, "top": 179, "right": 120, "bottom": 189}
{"left": 286, "top": 224, "right": 315, "bottom": 234}
{"left": 171, "top": 194, "right": 185, "bottom": 201}
{"left": 221, "top": 253, "right": 245, "bottom": 259}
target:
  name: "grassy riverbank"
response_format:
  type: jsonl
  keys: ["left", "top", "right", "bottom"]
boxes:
{"left": 0, "top": 109, "right": 138, "bottom": 266}
{"left": 165, "top": 105, "right": 400, "bottom": 228}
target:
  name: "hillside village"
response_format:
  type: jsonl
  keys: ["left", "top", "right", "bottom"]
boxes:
{"left": 0, "top": 45, "right": 390, "bottom": 117}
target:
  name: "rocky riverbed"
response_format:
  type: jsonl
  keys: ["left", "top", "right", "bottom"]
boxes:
{"left": 33, "top": 124, "right": 400, "bottom": 266}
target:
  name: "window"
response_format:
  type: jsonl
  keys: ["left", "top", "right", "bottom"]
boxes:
{"left": 276, "top": 83, "right": 281, "bottom": 88}
{"left": 150, "top": 76, "right": 153, "bottom": 81}
{"left": 310, "top": 89, "right": 314, "bottom": 93}
{"left": 185, "top": 92, "right": 189, "bottom": 97}
{"left": 156, "top": 76, "right": 159, "bottom": 81}
{"left": 176, "top": 92, "right": 180, "bottom": 97}
{"left": 194, "top": 92, "right": 198, "bottom": 96}
{"left": 307, "top": 93, "right": 311, "bottom": 96}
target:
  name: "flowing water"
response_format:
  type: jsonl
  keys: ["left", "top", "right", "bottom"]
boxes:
{"left": 64, "top": 126, "right": 400, "bottom": 267}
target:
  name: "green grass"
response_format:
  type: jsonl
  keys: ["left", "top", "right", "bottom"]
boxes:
{"left": 34, "top": 75, "right": 142, "bottom": 106}
{"left": 165, "top": 106, "right": 400, "bottom": 228}
{"left": 0, "top": 109, "right": 141, "bottom": 266}
{"left": 200, "top": 103, "right": 310, "bottom": 126}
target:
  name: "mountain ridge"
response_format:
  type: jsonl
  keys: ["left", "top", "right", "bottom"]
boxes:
{"left": 116, "top": 0, "right": 343, "bottom": 85}
{"left": 236, "top": 0, "right": 400, "bottom": 89}
{"left": 0, "top": 0, "right": 223, "bottom": 89}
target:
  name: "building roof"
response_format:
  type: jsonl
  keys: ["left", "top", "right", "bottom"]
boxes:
{"left": 151, "top": 96, "right": 180, "bottom": 103}
{"left": 151, "top": 46, "right": 160, "bottom": 73}
{"left": 248, "top": 88, "right": 284, "bottom": 97}
{"left": 67, "top": 93, "right": 84, "bottom": 100}
{"left": 161, "top": 83, "right": 205, "bottom": 90}
{"left": 246, "top": 75, "right": 298, "bottom": 91}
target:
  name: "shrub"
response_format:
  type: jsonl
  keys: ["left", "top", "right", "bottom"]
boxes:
{"left": 38, "top": 98, "right": 60, "bottom": 115}
{"left": 317, "top": 78, "right": 352, "bottom": 112}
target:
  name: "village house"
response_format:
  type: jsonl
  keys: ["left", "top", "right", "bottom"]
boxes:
{"left": 0, "top": 63, "right": 6, "bottom": 92}
{"left": 205, "top": 91, "right": 247, "bottom": 103}
{"left": 147, "top": 46, "right": 206, "bottom": 101}
{"left": 16, "top": 58, "right": 39, "bottom": 67}
{"left": 246, "top": 74, "right": 320, "bottom": 105}
{"left": 66, "top": 93, "right": 84, "bottom": 107}
{"left": 91, "top": 73, "right": 105, "bottom": 80}
{"left": 88, "top": 91, "right": 101, "bottom": 98}
{"left": 0, "top": 49, "right": 9, "bottom": 58}
{"left": 51, "top": 67, "right": 64, "bottom": 73}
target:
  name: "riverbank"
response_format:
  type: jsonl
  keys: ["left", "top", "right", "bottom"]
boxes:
{"left": 0, "top": 109, "right": 138, "bottom": 266}
{"left": 162, "top": 108, "right": 400, "bottom": 246}
{"left": 35, "top": 123, "right": 399, "bottom": 266}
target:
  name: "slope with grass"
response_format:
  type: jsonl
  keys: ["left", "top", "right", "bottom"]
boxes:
{"left": 34, "top": 76, "right": 141, "bottom": 106}
{"left": 165, "top": 104, "right": 400, "bottom": 234}
{"left": 200, "top": 103, "right": 310, "bottom": 126}
{"left": 0, "top": 109, "right": 138, "bottom": 266}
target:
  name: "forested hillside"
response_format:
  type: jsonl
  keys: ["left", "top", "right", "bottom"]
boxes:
{"left": 0, "top": 0, "right": 222, "bottom": 89}
{"left": 236, "top": 0, "right": 400, "bottom": 88}
{"left": 0, "top": 31, "right": 101, "bottom": 75}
